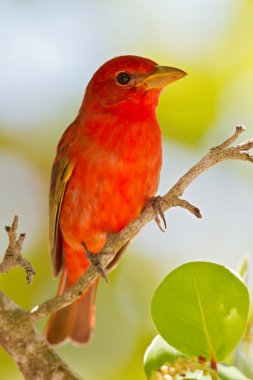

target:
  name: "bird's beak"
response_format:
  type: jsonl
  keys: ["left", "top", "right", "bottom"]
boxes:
{"left": 142, "top": 65, "right": 187, "bottom": 90}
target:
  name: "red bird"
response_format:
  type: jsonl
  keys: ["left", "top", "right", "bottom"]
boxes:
{"left": 46, "top": 55, "right": 186, "bottom": 345}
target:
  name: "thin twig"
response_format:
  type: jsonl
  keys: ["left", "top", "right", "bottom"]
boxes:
{"left": 173, "top": 197, "right": 202, "bottom": 218}
{"left": 29, "top": 126, "right": 253, "bottom": 321}
{"left": 0, "top": 216, "right": 35, "bottom": 284}
{"left": 210, "top": 125, "right": 245, "bottom": 150}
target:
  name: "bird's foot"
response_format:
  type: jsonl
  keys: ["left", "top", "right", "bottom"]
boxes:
{"left": 146, "top": 195, "right": 167, "bottom": 232}
{"left": 82, "top": 242, "right": 108, "bottom": 283}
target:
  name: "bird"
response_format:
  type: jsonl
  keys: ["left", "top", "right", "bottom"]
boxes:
{"left": 46, "top": 55, "right": 186, "bottom": 345}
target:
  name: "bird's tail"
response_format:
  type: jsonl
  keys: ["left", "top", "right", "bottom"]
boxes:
{"left": 46, "top": 267, "right": 99, "bottom": 345}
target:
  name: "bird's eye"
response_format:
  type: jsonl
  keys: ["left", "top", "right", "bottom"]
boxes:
{"left": 116, "top": 72, "right": 131, "bottom": 85}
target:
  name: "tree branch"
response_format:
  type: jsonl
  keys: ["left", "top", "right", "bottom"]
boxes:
{"left": 0, "top": 292, "right": 83, "bottom": 380}
{"left": 0, "top": 219, "right": 83, "bottom": 379}
{"left": 29, "top": 125, "right": 253, "bottom": 321}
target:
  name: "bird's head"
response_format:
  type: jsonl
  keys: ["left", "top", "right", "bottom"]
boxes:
{"left": 82, "top": 55, "right": 186, "bottom": 112}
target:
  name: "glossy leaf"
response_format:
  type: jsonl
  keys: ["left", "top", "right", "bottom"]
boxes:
{"left": 144, "top": 335, "right": 249, "bottom": 380}
{"left": 151, "top": 262, "right": 249, "bottom": 362}
{"left": 144, "top": 335, "right": 185, "bottom": 376}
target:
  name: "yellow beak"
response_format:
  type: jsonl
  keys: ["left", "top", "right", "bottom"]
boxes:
{"left": 143, "top": 65, "right": 187, "bottom": 90}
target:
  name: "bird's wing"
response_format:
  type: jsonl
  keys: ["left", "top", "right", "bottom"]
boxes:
{"left": 49, "top": 154, "right": 74, "bottom": 276}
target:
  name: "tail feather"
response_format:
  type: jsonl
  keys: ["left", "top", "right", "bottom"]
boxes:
{"left": 46, "top": 268, "right": 98, "bottom": 345}
{"left": 70, "top": 288, "right": 97, "bottom": 343}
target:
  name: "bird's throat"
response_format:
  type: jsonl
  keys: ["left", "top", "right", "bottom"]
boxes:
{"left": 82, "top": 100, "right": 161, "bottom": 161}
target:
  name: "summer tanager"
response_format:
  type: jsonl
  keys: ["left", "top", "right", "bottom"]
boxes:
{"left": 46, "top": 55, "right": 186, "bottom": 345}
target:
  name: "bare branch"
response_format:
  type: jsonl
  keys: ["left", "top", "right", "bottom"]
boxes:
{"left": 29, "top": 126, "right": 253, "bottom": 321}
{"left": 0, "top": 292, "right": 83, "bottom": 380}
{"left": 0, "top": 216, "right": 35, "bottom": 284}
{"left": 0, "top": 221, "right": 83, "bottom": 377}
{"left": 210, "top": 125, "right": 245, "bottom": 150}
{"left": 173, "top": 197, "right": 202, "bottom": 218}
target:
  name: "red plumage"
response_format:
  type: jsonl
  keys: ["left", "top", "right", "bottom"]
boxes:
{"left": 46, "top": 55, "right": 186, "bottom": 345}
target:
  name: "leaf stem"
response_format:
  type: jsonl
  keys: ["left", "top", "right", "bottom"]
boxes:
{"left": 210, "top": 357, "right": 218, "bottom": 380}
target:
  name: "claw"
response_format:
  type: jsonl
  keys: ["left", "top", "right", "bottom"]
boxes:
{"left": 82, "top": 242, "right": 108, "bottom": 283}
{"left": 147, "top": 196, "right": 167, "bottom": 232}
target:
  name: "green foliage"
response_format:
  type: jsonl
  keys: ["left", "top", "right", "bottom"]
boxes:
{"left": 151, "top": 262, "right": 249, "bottom": 362}
{"left": 144, "top": 335, "right": 185, "bottom": 376}
{"left": 218, "top": 363, "right": 250, "bottom": 380}
{"left": 144, "top": 335, "right": 249, "bottom": 380}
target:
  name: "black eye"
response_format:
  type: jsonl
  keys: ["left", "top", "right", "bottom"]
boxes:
{"left": 116, "top": 72, "right": 131, "bottom": 85}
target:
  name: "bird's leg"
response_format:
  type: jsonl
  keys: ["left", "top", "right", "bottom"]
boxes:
{"left": 82, "top": 242, "right": 108, "bottom": 283}
{"left": 145, "top": 196, "right": 167, "bottom": 232}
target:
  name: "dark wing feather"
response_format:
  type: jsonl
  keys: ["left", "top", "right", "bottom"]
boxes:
{"left": 49, "top": 155, "right": 74, "bottom": 276}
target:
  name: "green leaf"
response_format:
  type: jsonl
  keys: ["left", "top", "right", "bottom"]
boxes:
{"left": 144, "top": 335, "right": 185, "bottom": 376}
{"left": 218, "top": 363, "right": 250, "bottom": 380}
{"left": 236, "top": 255, "right": 251, "bottom": 284}
{"left": 151, "top": 262, "right": 249, "bottom": 362}
{"left": 144, "top": 335, "right": 249, "bottom": 380}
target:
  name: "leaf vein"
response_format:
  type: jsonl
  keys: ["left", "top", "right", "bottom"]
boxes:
{"left": 190, "top": 270, "right": 216, "bottom": 361}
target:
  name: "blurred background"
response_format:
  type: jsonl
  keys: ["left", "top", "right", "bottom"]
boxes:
{"left": 0, "top": 0, "right": 253, "bottom": 379}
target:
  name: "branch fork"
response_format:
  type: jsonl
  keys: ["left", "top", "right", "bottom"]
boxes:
{"left": 0, "top": 215, "right": 35, "bottom": 284}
